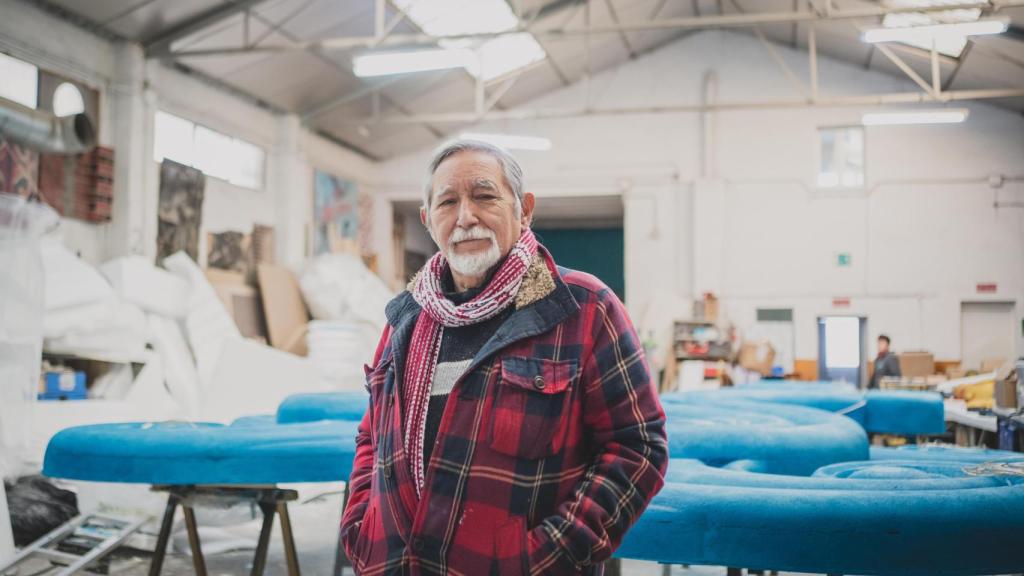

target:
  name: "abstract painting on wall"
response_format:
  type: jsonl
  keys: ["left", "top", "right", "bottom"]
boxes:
{"left": 157, "top": 159, "right": 205, "bottom": 264}
{"left": 313, "top": 169, "right": 358, "bottom": 255}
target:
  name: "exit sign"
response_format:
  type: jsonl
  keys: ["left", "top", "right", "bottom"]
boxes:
{"left": 836, "top": 253, "right": 852, "bottom": 267}
{"left": 832, "top": 297, "right": 851, "bottom": 308}
{"left": 976, "top": 283, "right": 997, "bottom": 294}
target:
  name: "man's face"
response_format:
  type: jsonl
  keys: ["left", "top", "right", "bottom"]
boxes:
{"left": 878, "top": 338, "right": 889, "bottom": 355}
{"left": 421, "top": 151, "right": 534, "bottom": 280}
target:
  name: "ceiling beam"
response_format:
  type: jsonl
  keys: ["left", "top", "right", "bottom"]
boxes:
{"left": 325, "top": 86, "right": 1024, "bottom": 125}
{"left": 160, "top": 1, "right": 1024, "bottom": 58}
{"left": 943, "top": 41, "right": 972, "bottom": 91}
{"left": 144, "top": 0, "right": 267, "bottom": 57}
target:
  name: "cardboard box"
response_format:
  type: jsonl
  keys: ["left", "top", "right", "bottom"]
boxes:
{"left": 981, "top": 358, "right": 1011, "bottom": 377}
{"left": 995, "top": 378, "right": 1018, "bottom": 409}
{"left": 898, "top": 351, "right": 934, "bottom": 378}
{"left": 205, "top": 268, "right": 268, "bottom": 342}
{"left": 738, "top": 340, "right": 775, "bottom": 376}
{"left": 257, "top": 263, "right": 310, "bottom": 356}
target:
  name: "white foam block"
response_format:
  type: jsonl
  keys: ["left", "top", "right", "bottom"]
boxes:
{"left": 101, "top": 256, "right": 190, "bottom": 318}
{"left": 202, "top": 339, "right": 324, "bottom": 424}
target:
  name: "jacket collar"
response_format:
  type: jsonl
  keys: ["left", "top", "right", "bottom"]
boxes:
{"left": 384, "top": 245, "right": 579, "bottom": 380}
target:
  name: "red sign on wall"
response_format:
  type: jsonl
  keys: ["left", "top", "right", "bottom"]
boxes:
{"left": 976, "top": 283, "right": 997, "bottom": 294}
{"left": 832, "top": 297, "right": 851, "bottom": 308}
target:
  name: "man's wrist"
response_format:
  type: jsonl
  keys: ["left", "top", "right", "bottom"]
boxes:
{"left": 527, "top": 519, "right": 580, "bottom": 574}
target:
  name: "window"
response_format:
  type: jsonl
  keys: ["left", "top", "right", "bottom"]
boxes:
{"left": 0, "top": 52, "right": 39, "bottom": 108}
{"left": 817, "top": 127, "right": 864, "bottom": 189}
{"left": 153, "top": 110, "right": 265, "bottom": 189}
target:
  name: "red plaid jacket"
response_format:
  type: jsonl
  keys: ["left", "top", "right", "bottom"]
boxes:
{"left": 341, "top": 247, "right": 668, "bottom": 575}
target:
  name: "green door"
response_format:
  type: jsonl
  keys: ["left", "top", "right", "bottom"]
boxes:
{"left": 533, "top": 227, "right": 625, "bottom": 300}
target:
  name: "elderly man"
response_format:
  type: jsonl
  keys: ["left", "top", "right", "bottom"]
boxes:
{"left": 341, "top": 139, "right": 667, "bottom": 575}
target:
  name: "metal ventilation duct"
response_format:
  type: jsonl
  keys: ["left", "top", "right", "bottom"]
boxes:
{"left": 0, "top": 96, "right": 95, "bottom": 155}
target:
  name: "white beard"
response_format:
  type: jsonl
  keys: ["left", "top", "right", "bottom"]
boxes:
{"left": 443, "top": 227, "right": 501, "bottom": 278}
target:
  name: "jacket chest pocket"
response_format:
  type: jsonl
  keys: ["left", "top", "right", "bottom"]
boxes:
{"left": 488, "top": 356, "right": 578, "bottom": 459}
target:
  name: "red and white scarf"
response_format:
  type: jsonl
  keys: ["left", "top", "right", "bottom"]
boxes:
{"left": 404, "top": 228, "right": 538, "bottom": 496}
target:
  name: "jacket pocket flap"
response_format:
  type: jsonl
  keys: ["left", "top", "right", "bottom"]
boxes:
{"left": 500, "top": 357, "right": 577, "bottom": 395}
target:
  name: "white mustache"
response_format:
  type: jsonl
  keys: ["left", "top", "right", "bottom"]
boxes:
{"left": 449, "top": 226, "right": 495, "bottom": 247}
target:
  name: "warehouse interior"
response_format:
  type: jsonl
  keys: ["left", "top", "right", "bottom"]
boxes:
{"left": 1, "top": 0, "right": 1023, "bottom": 574}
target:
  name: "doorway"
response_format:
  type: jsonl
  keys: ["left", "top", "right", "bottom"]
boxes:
{"left": 817, "top": 316, "right": 867, "bottom": 387}
{"left": 961, "top": 302, "right": 1016, "bottom": 372}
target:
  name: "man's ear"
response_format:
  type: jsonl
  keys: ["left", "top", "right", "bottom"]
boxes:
{"left": 521, "top": 192, "right": 536, "bottom": 227}
{"left": 419, "top": 206, "right": 428, "bottom": 227}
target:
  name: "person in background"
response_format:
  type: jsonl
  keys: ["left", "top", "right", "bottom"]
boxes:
{"left": 869, "top": 334, "right": 901, "bottom": 389}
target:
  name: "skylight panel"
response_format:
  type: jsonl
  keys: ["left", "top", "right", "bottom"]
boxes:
{"left": 391, "top": 0, "right": 547, "bottom": 81}
{"left": 879, "top": 0, "right": 986, "bottom": 57}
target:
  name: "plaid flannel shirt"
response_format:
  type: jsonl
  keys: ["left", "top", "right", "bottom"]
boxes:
{"left": 341, "top": 246, "right": 668, "bottom": 575}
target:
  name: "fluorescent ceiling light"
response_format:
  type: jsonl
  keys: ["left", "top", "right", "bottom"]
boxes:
{"left": 390, "top": 0, "right": 547, "bottom": 81}
{"left": 460, "top": 132, "right": 552, "bottom": 151}
{"left": 353, "top": 48, "right": 475, "bottom": 77}
{"left": 862, "top": 108, "right": 969, "bottom": 126}
{"left": 873, "top": 0, "right": 991, "bottom": 57}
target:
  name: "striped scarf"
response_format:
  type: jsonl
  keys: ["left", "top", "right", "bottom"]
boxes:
{"left": 405, "top": 228, "right": 538, "bottom": 496}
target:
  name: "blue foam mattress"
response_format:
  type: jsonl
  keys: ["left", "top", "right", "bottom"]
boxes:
{"left": 617, "top": 457, "right": 1024, "bottom": 575}
{"left": 663, "top": 383, "right": 867, "bottom": 425}
{"left": 863, "top": 390, "right": 945, "bottom": 435}
{"left": 276, "top": 391, "right": 368, "bottom": 424}
{"left": 43, "top": 420, "right": 359, "bottom": 485}
{"left": 870, "top": 444, "right": 1024, "bottom": 463}
{"left": 662, "top": 400, "right": 868, "bottom": 475}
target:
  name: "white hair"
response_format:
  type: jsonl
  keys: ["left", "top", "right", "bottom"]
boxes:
{"left": 422, "top": 138, "right": 524, "bottom": 221}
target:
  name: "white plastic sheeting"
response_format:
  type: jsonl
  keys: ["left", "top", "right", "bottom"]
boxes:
{"left": 163, "top": 251, "right": 241, "bottom": 390}
{"left": 300, "top": 253, "right": 391, "bottom": 332}
{"left": 0, "top": 194, "right": 57, "bottom": 563}
{"left": 101, "top": 255, "right": 189, "bottom": 318}
{"left": 45, "top": 301, "right": 148, "bottom": 360}
{"left": 202, "top": 339, "right": 323, "bottom": 424}
{"left": 307, "top": 320, "right": 375, "bottom": 391}
{"left": 148, "top": 314, "right": 201, "bottom": 417}
{"left": 300, "top": 253, "right": 392, "bottom": 390}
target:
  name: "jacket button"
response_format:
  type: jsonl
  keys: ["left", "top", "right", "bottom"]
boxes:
{"left": 412, "top": 537, "right": 424, "bottom": 552}
{"left": 533, "top": 375, "right": 546, "bottom": 390}
{"left": 382, "top": 464, "right": 391, "bottom": 478}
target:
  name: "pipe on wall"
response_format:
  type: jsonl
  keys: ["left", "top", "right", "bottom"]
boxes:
{"left": 0, "top": 96, "right": 95, "bottom": 155}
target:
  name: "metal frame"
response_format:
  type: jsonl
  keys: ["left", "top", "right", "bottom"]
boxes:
{"left": 149, "top": 485, "right": 301, "bottom": 576}
{"left": 0, "top": 514, "right": 148, "bottom": 576}
{"left": 151, "top": 1, "right": 1024, "bottom": 58}
{"left": 142, "top": 0, "right": 1024, "bottom": 132}
{"left": 320, "top": 87, "right": 1024, "bottom": 125}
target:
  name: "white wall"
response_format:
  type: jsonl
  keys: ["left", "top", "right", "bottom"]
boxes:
{"left": 375, "top": 30, "right": 1024, "bottom": 365}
